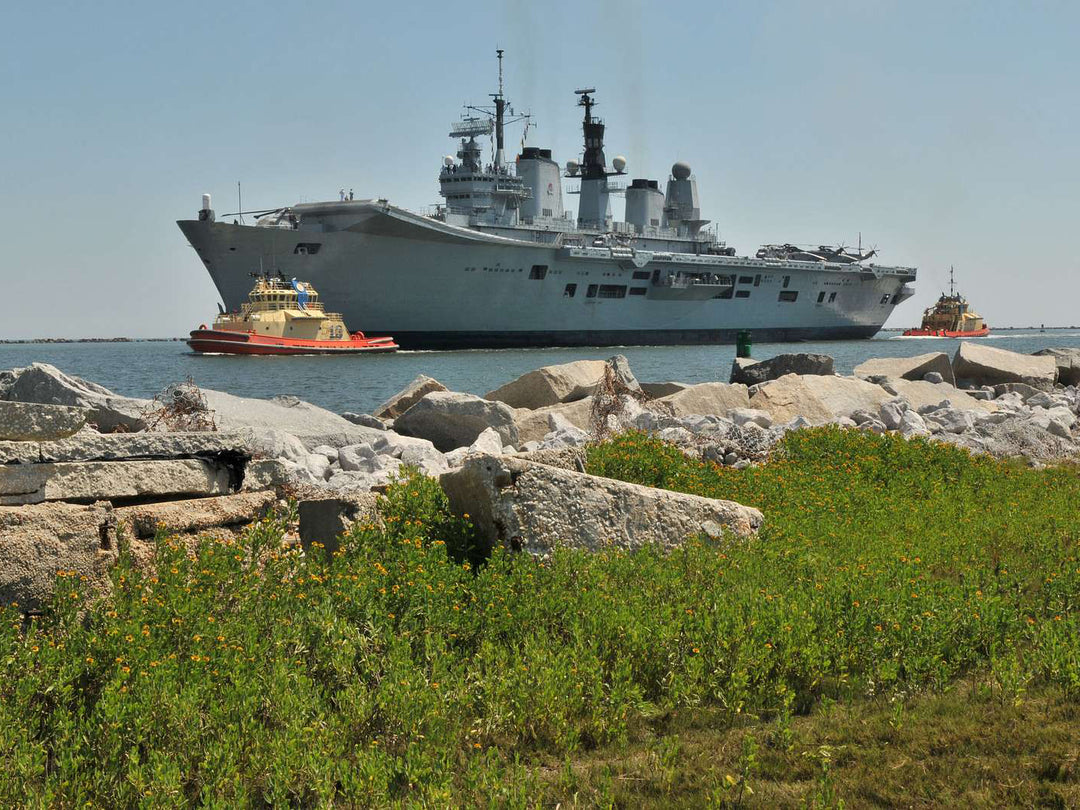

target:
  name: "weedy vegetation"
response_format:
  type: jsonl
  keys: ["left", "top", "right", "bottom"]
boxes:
{"left": 0, "top": 428, "right": 1078, "bottom": 806}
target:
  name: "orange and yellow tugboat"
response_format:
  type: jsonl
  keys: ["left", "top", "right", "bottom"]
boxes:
{"left": 902, "top": 267, "right": 990, "bottom": 338}
{"left": 188, "top": 275, "right": 398, "bottom": 355}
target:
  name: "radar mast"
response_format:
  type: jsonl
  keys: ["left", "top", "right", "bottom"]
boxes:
{"left": 456, "top": 49, "right": 530, "bottom": 171}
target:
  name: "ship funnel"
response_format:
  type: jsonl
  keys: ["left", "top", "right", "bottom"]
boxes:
{"left": 517, "top": 147, "right": 564, "bottom": 222}
{"left": 624, "top": 178, "right": 664, "bottom": 234}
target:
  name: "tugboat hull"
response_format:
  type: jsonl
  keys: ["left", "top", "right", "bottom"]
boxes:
{"left": 187, "top": 329, "right": 398, "bottom": 355}
{"left": 901, "top": 327, "right": 990, "bottom": 338}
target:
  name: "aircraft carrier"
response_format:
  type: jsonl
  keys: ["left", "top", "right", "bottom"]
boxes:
{"left": 178, "top": 51, "right": 917, "bottom": 349}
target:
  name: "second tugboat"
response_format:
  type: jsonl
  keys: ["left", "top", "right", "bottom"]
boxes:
{"left": 903, "top": 267, "right": 989, "bottom": 338}
{"left": 188, "top": 274, "right": 398, "bottom": 355}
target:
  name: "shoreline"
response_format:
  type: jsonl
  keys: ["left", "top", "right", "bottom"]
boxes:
{"left": 3, "top": 325, "right": 1080, "bottom": 345}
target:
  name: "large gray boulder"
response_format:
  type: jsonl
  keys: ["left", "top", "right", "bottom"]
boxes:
{"left": 439, "top": 454, "right": 762, "bottom": 556}
{"left": 298, "top": 493, "right": 380, "bottom": 555}
{"left": 952, "top": 342, "right": 1057, "bottom": 388}
{"left": 605, "top": 355, "right": 642, "bottom": 394}
{"left": 513, "top": 398, "right": 594, "bottom": 445}
{"left": 1, "top": 363, "right": 147, "bottom": 432}
{"left": 485, "top": 359, "right": 608, "bottom": 409}
{"left": 657, "top": 382, "right": 751, "bottom": 418}
{"left": 237, "top": 428, "right": 310, "bottom": 463}
{"left": 730, "top": 353, "right": 834, "bottom": 385}
{"left": 373, "top": 375, "right": 448, "bottom": 420}
{"left": 340, "top": 412, "right": 387, "bottom": 430}
{"left": 748, "top": 374, "right": 890, "bottom": 424}
{"left": 881, "top": 379, "right": 996, "bottom": 413}
{"left": 38, "top": 429, "right": 251, "bottom": 464}
{"left": 0, "top": 459, "right": 234, "bottom": 506}
{"left": 0, "top": 401, "right": 87, "bottom": 442}
{"left": 1032, "top": 348, "right": 1080, "bottom": 387}
{"left": 0, "top": 501, "right": 119, "bottom": 611}
{"left": 203, "top": 390, "right": 385, "bottom": 449}
{"left": 114, "top": 491, "right": 276, "bottom": 539}
{"left": 640, "top": 381, "right": 689, "bottom": 398}
{"left": 854, "top": 352, "right": 955, "bottom": 386}
{"left": 395, "top": 391, "right": 519, "bottom": 452}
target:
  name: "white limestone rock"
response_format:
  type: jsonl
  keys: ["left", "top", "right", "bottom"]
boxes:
{"left": 881, "top": 379, "right": 996, "bottom": 414}
{"left": 952, "top": 342, "right": 1057, "bottom": 388}
{"left": 0, "top": 401, "right": 87, "bottom": 442}
{"left": 0, "top": 459, "right": 233, "bottom": 506}
{"left": 898, "top": 409, "right": 931, "bottom": 437}
{"left": 657, "top": 382, "right": 751, "bottom": 418}
{"left": 439, "top": 454, "right": 763, "bottom": 556}
{"left": 374, "top": 375, "right": 448, "bottom": 420}
{"left": 395, "top": 391, "right": 519, "bottom": 452}
{"left": 748, "top": 374, "right": 890, "bottom": 425}
{"left": 399, "top": 442, "right": 450, "bottom": 476}
{"left": 879, "top": 400, "right": 906, "bottom": 431}
{"left": 1, "top": 363, "right": 147, "bottom": 433}
{"left": 730, "top": 408, "right": 773, "bottom": 429}
{"left": 467, "top": 427, "right": 505, "bottom": 457}
{"left": 240, "top": 428, "right": 310, "bottom": 464}
{"left": 924, "top": 408, "right": 977, "bottom": 435}
{"left": 302, "top": 453, "right": 332, "bottom": 482}
{"left": 854, "top": 352, "right": 955, "bottom": 386}
{"left": 205, "top": 390, "right": 385, "bottom": 449}
{"left": 337, "top": 443, "right": 377, "bottom": 471}
{"left": 485, "top": 360, "right": 608, "bottom": 409}
{"left": 512, "top": 398, "right": 594, "bottom": 445}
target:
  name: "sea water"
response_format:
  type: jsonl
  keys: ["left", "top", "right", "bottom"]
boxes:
{"left": 3, "top": 331, "right": 1079, "bottom": 416}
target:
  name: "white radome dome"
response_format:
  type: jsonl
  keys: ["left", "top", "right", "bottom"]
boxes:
{"left": 671, "top": 161, "right": 692, "bottom": 181}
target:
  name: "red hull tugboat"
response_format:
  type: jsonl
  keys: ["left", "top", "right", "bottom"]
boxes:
{"left": 188, "top": 275, "right": 398, "bottom": 355}
{"left": 902, "top": 267, "right": 989, "bottom": 338}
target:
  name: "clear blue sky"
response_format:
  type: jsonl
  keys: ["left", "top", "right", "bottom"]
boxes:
{"left": 1, "top": 0, "right": 1077, "bottom": 338}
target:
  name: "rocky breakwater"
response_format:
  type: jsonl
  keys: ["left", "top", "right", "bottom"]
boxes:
{"left": 0, "top": 367, "right": 282, "bottom": 610}
{"left": 6, "top": 341, "right": 1080, "bottom": 608}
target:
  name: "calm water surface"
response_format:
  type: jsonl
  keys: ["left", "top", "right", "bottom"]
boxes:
{"left": 3, "top": 332, "right": 1079, "bottom": 416}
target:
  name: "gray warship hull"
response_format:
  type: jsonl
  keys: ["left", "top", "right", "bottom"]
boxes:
{"left": 178, "top": 201, "right": 916, "bottom": 350}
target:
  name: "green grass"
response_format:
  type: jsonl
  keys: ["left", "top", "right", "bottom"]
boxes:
{"left": 0, "top": 428, "right": 1078, "bottom": 806}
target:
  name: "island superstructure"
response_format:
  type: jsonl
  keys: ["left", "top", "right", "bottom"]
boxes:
{"left": 178, "top": 51, "right": 917, "bottom": 349}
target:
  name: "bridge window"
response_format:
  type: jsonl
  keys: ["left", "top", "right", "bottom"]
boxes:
{"left": 529, "top": 264, "right": 548, "bottom": 280}
{"left": 735, "top": 290, "right": 751, "bottom": 299}
{"left": 629, "top": 287, "right": 647, "bottom": 296}
{"left": 738, "top": 276, "right": 754, "bottom": 284}
{"left": 779, "top": 290, "right": 799, "bottom": 302}
{"left": 782, "top": 275, "right": 791, "bottom": 288}
{"left": 632, "top": 270, "right": 651, "bottom": 280}
{"left": 817, "top": 291, "right": 826, "bottom": 303}
{"left": 294, "top": 243, "right": 321, "bottom": 255}
{"left": 880, "top": 293, "right": 891, "bottom": 304}
{"left": 586, "top": 284, "right": 598, "bottom": 298}
{"left": 598, "top": 285, "right": 627, "bottom": 299}
{"left": 564, "top": 283, "right": 577, "bottom": 298}
{"left": 828, "top": 292, "right": 837, "bottom": 303}
{"left": 754, "top": 274, "right": 761, "bottom": 287}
